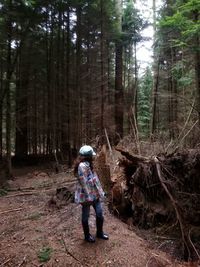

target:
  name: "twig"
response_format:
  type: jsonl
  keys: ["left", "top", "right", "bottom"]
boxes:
{"left": 0, "top": 258, "right": 11, "bottom": 267}
{"left": 17, "top": 255, "right": 27, "bottom": 267}
{"left": 171, "top": 119, "right": 198, "bottom": 154}
{"left": 165, "top": 99, "right": 195, "bottom": 153}
{"left": 188, "top": 228, "right": 200, "bottom": 260}
{"left": 0, "top": 208, "right": 23, "bottom": 215}
{"left": 61, "top": 234, "right": 87, "bottom": 266}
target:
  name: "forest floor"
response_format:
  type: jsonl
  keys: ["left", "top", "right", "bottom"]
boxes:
{"left": 0, "top": 167, "right": 194, "bottom": 267}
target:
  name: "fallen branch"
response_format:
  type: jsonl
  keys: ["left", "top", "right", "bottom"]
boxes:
{"left": 7, "top": 180, "right": 76, "bottom": 193}
{"left": 4, "top": 192, "right": 38, "bottom": 198}
{"left": 0, "top": 208, "right": 23, "bottom": 215}
{"left": 131, "top": 106, "right": 141, "bottom": 155}
{"left": 0, "top": 258, "right": 11, "bottom": 267}
{"left": 104, "top": 128, "right": 115, "bottom": 164}
{"left": 61, "top": 234, "right": 88, "bottom": 266}
{"left": 115, "top": 147, "right": 149, "bottom": 164}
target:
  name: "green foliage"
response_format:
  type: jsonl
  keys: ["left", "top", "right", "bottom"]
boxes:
{"left": 159, "top": 0, "right": 200, "bottom": 45}
{"left": 138, "top": 67, "right": 153, "bottom": 136}
{"left": 122, "top": 0, "right": 147, "bottom": 44}
{"left": 37, "top": 247, "right": 52, "bottom": 263}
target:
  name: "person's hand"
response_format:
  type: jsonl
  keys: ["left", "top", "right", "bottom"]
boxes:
{"left": 85, "top": 196, "right": 93, "bottom": 203}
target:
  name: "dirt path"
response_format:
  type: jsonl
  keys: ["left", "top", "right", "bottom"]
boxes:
{"left": 0, "top": 171, "right": 186, "bottom": 267}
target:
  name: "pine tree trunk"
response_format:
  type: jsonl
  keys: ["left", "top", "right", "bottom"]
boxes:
{"left": 0, "top": 60, "right": 3, "bottom": 159}
{"left": 15, "top": 46, "right": 29, "bottom": 157}
{"left": 115, "top": 0, "right": 123, "bottom": 142}
{"left": 150, "top": 0, "right": 159, "bottom": 136}
{"left": 74, "top": 5, "right": 82, "bottom": 148}
{"left": 5, "top": 0, "right": 12, "bottom": 178}
{"left": 100, "top": 0, "right": 105, "bottom": 135}
{"left": 193, "top": 10, "right": 200, "bottom": 126}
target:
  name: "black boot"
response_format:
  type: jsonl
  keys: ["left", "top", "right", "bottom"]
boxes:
{"left": 82, "top": 222, "right": 95, "bottom": 243}
{"left": 96, "top": 217, "right": 109, "bottom": 240}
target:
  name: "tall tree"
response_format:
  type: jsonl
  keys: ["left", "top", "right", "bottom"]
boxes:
{"left": 114, "top": 0, "right": 123, "bottom": 142}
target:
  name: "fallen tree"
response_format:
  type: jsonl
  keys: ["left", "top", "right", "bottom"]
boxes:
{"left": 111, "top": 147, "right": 200, "bottom": 262}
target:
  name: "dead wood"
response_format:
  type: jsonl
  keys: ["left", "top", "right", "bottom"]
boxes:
{"left": 61, "top": 234, "right": 88, "bottom": 266}
{"left": 154, "top": 157, "right": 200, "bottom": 261}
{"left": 0, "top": 258, "right": 11, "bottom": 267}
{"left": 0, "top": 208, "right": 23, "bottom": 215}
{"left": 4, "top": 192, "right": 39, "bottom": 198}
{"left": 111, "top": 148, "right": 200, "bottom": 261}
{"left": 7, "top": 179, "right": 76, "bottom": 192}
{"left": 115, "top": 147, "right": 149, "bottom": 164}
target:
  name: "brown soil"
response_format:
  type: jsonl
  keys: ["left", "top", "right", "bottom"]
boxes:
{"left": 0, "top": 169, "right": 190, "bottom": 267}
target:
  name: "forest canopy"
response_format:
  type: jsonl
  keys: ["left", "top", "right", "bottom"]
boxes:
{"left": 0, "top": 0, "right": 199, "bottom": 178}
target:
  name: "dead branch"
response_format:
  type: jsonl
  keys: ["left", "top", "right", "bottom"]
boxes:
{"left": 104, "top": 128, "right": 115, "bottom": 164}
{"left": 4, "top": 192, "right": 38, "bottom": 198}
{"left": 154, "top": 156, "right": 200, "bottom": 261}
{"left": 115, "top": 147, "right": 149, "bottom": 164}
{"left": 7, "top": 180, "right": 76, "bottom": 192}
{"left": 0, "top": 258, "right": 11, "bottom": 267}
{"left": 61, "top": 234, "right": 88, "bottom": 266}
{"left": 0, "top": 208, "right": 23, "bottom": 215}
{"left": 131, "top": 106, "right": 141, "bottom": 155}
{"left": 17, "top": 256, "right": 27, "bottom": 267}
{"left": 165, "top": 99, "right": 195, "bottom": 153}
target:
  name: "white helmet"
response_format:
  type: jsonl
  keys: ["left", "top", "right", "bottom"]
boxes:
{"left": 79, "top": 145, "right": 96, "bottom": 157}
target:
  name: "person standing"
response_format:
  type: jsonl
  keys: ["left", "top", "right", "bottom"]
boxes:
{"left": 74, "top": 145, "right": 109, "bottom": 243}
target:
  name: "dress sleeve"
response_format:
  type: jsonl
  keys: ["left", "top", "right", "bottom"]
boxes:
{"left": 93, "top": 172, "right": 105, "bottom": 198}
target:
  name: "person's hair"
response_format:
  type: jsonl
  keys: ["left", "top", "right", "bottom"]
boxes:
{"left": 73, "top": 155, "right": 94, "bottom": 176}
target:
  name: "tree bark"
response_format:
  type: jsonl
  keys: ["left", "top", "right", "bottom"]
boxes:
{"left": 115, "top": 0, "right": 123, "bottom": 143}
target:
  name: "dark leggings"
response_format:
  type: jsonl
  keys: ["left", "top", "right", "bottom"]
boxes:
{"left": 81, "top": 199, "right": 103, "bottom": 224}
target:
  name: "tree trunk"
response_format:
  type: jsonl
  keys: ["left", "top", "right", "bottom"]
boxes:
{"left": 5, "top": 0, "right": 12, "bottom": 178}
{"left": 74, "top": 4, "right": 82, "bottom": 149}
{"left": 100, "top": 0, "right": 105, "bottom": 136}
{"left": 193, "top": 10, "right": 200, "bottom": 126}
{"left": 0, "top": 59, "right": 3, "bottom": 159}
{"left": 115, "top": 0, "right": 123, "bottom": 143}
{"left": 150, "top": 0, "right": 159, "bottom": 136}
{"left": 15, "top": 46, "right": 29, "bottom": 157}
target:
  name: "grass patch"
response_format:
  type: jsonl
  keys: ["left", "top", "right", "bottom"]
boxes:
{"left": 37, "top": 246, "right": 52, "bottom": 263}
{"left": 27, "top": 212, "right": 42, "bottom": 220}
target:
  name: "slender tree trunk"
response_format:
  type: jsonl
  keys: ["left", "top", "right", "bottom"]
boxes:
{"left": 133, "top": 41, "right": 138, "bottom": 122}
{"left": 150, "top": 0, "right": 158, "bottom": 136}
{"left": 0, "top": 59, "right": 3, "bottom": 159}
{"left": 100, "top": 0, "right": 105, "bottom": 135}
{"left": 15, "top": 45, "right": 29, "bottom": 157}
{"left": 115, "top": 0, "right": 123, "bottom": 143}
{"left": 5, "top": 0, "right": 12, "bottom": 177}
{"left": 193, "top": 10, "right": 200, "bottom": 126}
{"left": 46, "top": 7, "right": 54, "bottom": 155}
{"left": 74, "top": 5, "right": 82, "bottom": 148}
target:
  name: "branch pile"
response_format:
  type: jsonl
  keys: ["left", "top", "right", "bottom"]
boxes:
{"left": 111, "top": 148, "right": 200, "bottom": 261}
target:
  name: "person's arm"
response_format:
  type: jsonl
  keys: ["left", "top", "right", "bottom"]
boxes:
{"left": 93, "top": 172, "right": 105, "bottom": 198}
{"left": 78, "top": 163, "right": 93, "bottom": 201}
